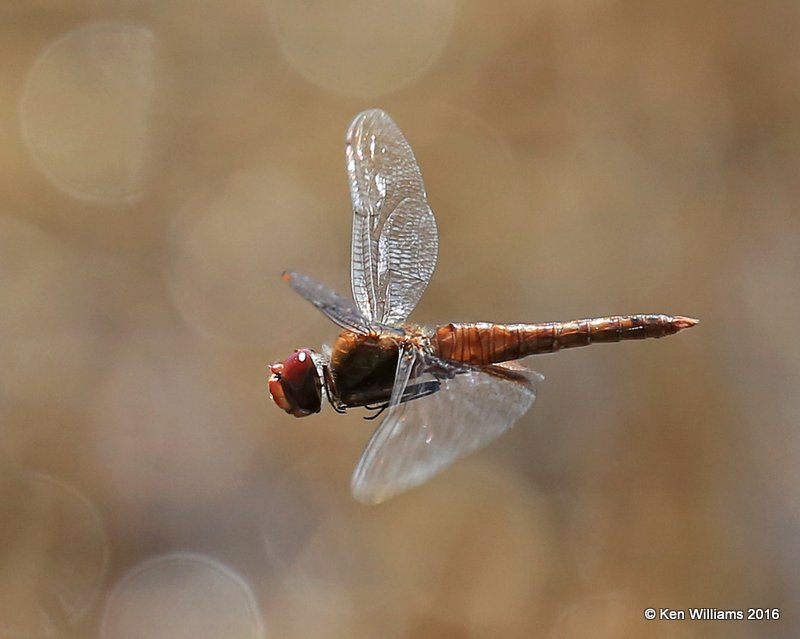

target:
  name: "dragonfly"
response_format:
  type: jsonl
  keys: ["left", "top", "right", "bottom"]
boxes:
{"left": 268, "top": 109, "right": 698, "bottom": 505}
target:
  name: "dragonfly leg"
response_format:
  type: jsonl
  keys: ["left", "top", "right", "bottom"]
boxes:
{"left": 363, "top": 380, "right": 441, "bottom": 420}
{"left": 322, "top": 365, "right": 348, "bottom": 413}
{"left": 330, "top": 401, "right": 347, "bottom": 414}
{"left": 363, "top": 406, "right": 387, "bottom": 420}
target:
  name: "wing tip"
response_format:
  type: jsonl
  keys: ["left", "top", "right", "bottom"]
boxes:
{"left": 345, "top": 108, "right": 394, "bottom": 144}
{"left": 350, "top": 480, "right": 388, "bottom": 506}
{"left": 351, "top": 463, "right": 402, "bottom": 506}
{"left": 352, "top": 492, "right": 384, "bottom": 506}
{"left": 352, "top": 108, "right": 387, "bottom": 122}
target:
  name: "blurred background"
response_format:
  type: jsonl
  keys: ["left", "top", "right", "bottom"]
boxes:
{"left": 0, "top": 1, "right": 797, "bottom": 637}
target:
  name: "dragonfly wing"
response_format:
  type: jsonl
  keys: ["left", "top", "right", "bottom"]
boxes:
{"left": 281, "top": 271, "right": 375, "bottom": 335}
{"left": 351, "top": 357, "right": 543, "bottom": 505}
{"left": 346, "top": 109, "right": 438, "bottom": 325}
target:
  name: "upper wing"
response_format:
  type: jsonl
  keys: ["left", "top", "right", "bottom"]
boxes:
{"left": 346, "top": 109, "right": 438, "bottom": 325}
{"left": 281, "top": 271, "right": 377, "bottom": 335}
{"left": 351, "top": 356, "right": 543, "bottom": 505}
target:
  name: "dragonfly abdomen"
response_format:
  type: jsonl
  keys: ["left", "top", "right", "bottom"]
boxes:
{"left": 432, "top": 315, "right": 698, "bottom": 365}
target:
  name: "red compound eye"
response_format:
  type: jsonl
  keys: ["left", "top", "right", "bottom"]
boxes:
{"left": 281, "top": 349, "right": 316, "bottom": 389}
{"left": 267, "top": 349, "right": 322, "bottom": 417}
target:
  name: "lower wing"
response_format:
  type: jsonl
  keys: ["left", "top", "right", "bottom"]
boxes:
{"left": 351, "top": 351, "right": 543, "bottom": 504}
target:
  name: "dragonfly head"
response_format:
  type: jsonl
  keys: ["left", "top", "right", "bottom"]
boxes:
{"left": 268, "top": 348, "right": 322, "bottom": 417}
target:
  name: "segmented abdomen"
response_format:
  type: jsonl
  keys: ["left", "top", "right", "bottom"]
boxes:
{"left": 431, "top": 315, "right": 697, "bottom": 365}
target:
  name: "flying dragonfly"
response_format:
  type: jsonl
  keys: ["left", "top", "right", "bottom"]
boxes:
{"left": 268, "top": 109, "right": 697, "bottom": 505}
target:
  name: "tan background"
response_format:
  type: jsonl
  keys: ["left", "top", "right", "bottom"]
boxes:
{"left": 1, "top": 1, "right": 797, "bottom": 637}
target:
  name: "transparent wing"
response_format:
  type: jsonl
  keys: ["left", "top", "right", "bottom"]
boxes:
{"left": 346, "top": 109, "right": 438, "bottom": 325}
{"left": 281, "top": 271, "right": 377, "bottom": 335}
{"left": 387, "top": 341, "right": 417, "bottom": 406}
{"left": 351, "top": 356, "right": 543, "bottom": 505}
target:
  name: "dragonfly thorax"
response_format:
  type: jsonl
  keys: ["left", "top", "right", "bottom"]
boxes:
{"left": 268, "top": 348, "right": 323, "bottom": 417}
